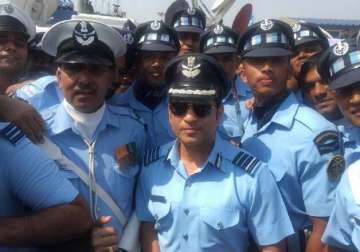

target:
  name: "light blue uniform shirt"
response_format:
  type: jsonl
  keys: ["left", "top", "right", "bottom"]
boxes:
{"left": 322, "top": 160, "right": 360, "bottom": 251}
{"left": 15, "top": 75, "right": 62, "bottom": 111}
{"left": 41, "top": 102, "right": 146, "bottom": 239}
{"left": 0, "top": 123, "right": 78, "bottom": 252}
{"left": 218, "top": 77, "right": 252, "bottom": 144}
{"left": 338, "top": 120, "right": 360, "bottom": 166}
{"left": 136, "top": 135, "right": 294, "bottom": 252}
{"left": 241, "top": 92, "right": 343, "bottom": 231}
{"left": 109, "top": 85, "right": 175, "bottom": 149}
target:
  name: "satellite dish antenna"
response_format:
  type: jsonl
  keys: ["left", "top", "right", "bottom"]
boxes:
{"left": 232, "top": 3, "right": 253, "bottom": 35}
{"left": 7, "top": 0, "right": 57, "bottom": 25}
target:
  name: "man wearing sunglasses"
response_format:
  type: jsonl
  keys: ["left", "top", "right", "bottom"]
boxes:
{"left": 239, "top": 19, "right": 343, "bottom": 252}
{"left": 318, "top": 39, "right": 360, "bottom": 252}
{"left": 136, "top": 54, "right": 293, "bottom": 252}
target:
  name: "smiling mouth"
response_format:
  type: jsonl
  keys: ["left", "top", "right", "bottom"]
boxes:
{"left": 350, "top": 109, "right": 360, "bottom": 116}
{"left": 150, "top": 72, "right": 161, "bottom": 78}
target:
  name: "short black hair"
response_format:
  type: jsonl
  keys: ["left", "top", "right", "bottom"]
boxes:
{"left": 298, "top": 55, "right": 321, "bottom": 88}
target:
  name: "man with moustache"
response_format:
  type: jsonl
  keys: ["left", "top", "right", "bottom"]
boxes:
{"left": 298, "top": 56, "right": 343, "bottom": 123}
{"left": 287, "top": 21, "right": 329, "bottom": 95}
{"left": 38, "top": 19, "right": 146, "bottom": 252}
{"left": 165, "top": 0, "right": 205, "bottom": 55}
{"left": 137, "top": 53, "right": 293, "bottom": 252}
{"left": 110, "top": 20, "right": 179, "bottom": 148}
{"left": 239, "top": 19, "right": 343, "bottom": 252}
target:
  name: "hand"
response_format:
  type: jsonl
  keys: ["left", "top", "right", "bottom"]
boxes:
{"left": 92, "top": 216, "right": 119, "bottom": 252}
{"left": 245, "top": 97, "right": 255, "bottom": 110}
{"left": 0, "top": 96, "right": 44, "bottom": 143}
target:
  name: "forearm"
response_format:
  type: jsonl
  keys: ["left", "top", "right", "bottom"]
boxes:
{"left": 140, "top": 222, "right": 160, "bottom": 252}
{"left": 306, "top": 232, "right": 326, "bottom": 252}
{"left": 306, "top": 217, "right": 327, "bottom": 252}
{"left": 0, "top": 95, "right": 14, "bottom": 121}
{"left": 260, "top": 239, "right": 287, "bottom": 252}
{"left": 0, "top": 196, "right": 92, "bottom": 246}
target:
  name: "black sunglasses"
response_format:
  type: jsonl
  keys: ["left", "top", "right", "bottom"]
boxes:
{"left": 169, "top": 102, "right": 215, "bottom": 118}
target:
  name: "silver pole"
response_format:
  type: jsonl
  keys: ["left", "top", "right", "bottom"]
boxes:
{"left": 73, "top": 0, "right": 84, "bottom": 12}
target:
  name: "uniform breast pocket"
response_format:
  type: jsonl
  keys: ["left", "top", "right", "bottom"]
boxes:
{"left": 108, "top": 162, "right": 139, "bottom": 203}
{"left": 149, "top": 199, "right": 173, "bottom": 234}
{"left": 199, "top": 207, "right": 241, "bottom": 249}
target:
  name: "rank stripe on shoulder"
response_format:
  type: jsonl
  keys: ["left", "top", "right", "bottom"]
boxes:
{"left": 232, "top": 151, "right": 260, "bottom": 175}
{"left": 1, "top": 123, "right": 24, "bottom": 145}
{"left": 144, "top": 147, "right": 160, "bottom": 166}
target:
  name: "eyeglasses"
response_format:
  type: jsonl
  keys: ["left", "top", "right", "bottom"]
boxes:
{"left": 169, "top": 102, "right": 215, "bottom": 118}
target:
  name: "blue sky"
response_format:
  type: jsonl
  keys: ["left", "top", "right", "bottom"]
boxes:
{"left": 113, "top": 0, "right": 360, "bottom": 25}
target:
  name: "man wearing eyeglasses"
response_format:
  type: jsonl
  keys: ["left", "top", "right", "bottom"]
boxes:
{"left": 136, "top": 53, "right": 293, "bottom": 252}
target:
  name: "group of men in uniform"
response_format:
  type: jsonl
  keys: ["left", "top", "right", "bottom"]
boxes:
{"left": 0, "top": 0, "right": 360, "bottom": 251}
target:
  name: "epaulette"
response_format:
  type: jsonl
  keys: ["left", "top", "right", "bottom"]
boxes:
{"left": 232, "top": 151, "right": 260, "bottom": 176}
{"left": 108, "top": 105, "right": 146, "bottom": 127}
{"left": 0, "top": 123, "right": 25, "bottom": 145}
{"left": 143, "top": 147, "right": 161, "bottom": 167}
{"left": 296, "top": 105, "right": 335, "bottom": 133}
{"left": 143, "top": 142, "right": 173, "bottom": 167}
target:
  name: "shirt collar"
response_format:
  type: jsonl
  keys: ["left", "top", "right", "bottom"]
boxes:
{"left": 340, "top": 120, "right": 360, "bottom": 144}
{"left": 120, "top": 83, "right": 169, "bottom": 112}
{"left": 165, "top": 134, "right": 229, "bottom": 174}
{"left": 257, "top": 92, "right": 299, "bottom": 130}
{"left": 49, "top": 101, "right": 120, "bottom": 136}
{"left": 235, "top": 77, "right": 252, "bottom": 98}
{"left": 223, "top": 78, "right": 253, "bottom": 103}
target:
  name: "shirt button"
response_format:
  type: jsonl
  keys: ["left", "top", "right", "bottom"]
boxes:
{"left": 97, "top": 207, "right": 101, "bottom": 212}
{"left": 184, "top": 209, "right": 190, "bottom": 215}
{"left": 183, "top": 234, "right": 188, "bottom": 241}
{"left": 217, "top": 222, "right": 224, "bottom": 229}
{"left": 154, "top": 214, "right": 158, "bottom": 220}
